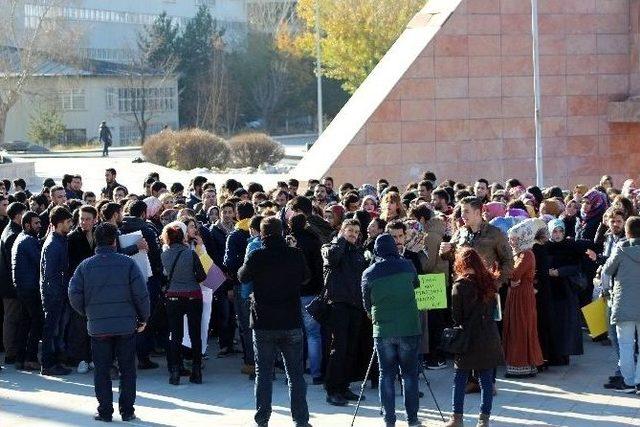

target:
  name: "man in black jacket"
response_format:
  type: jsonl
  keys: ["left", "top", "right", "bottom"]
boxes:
{"left": 66, "top": 205, "right": 98, "bottom": 373}
{"left": 290, "top": 213, "right": 324, "bottom": 384}
{"left": 69, "top": 223, "right": 149, "bottom": 422}
{"left": 238, "top": 217, "right": 310, "bottom": 427}
{"left": 1, "top": 202, "right": 27, "bottom": 365}
{"left": 119, "top": 200, "right": 162, "bottom": 370}
{"left": 322, "top": 218, "right": 368, "bottom": 406}
{"left": 39, "top": 185, "right": 68, "bottom": 238}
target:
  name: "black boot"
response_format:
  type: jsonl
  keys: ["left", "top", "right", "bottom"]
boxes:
{"left": 169, "top": 370, "right": 180, "bottom": 385}
{"left": 190, "top": 364, "right": 202, "bottom": 384}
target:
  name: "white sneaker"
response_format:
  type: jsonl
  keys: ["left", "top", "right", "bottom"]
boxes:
{"left": 77, "top": 360, "right": 90, "bottom": 374}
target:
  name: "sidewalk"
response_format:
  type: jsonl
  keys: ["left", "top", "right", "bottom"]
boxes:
{"left": 1, "top": 335, "right": 639, "bottom": 426}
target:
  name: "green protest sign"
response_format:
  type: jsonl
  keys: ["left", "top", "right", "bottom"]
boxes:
{"left": 415, "top": 273, "right": 447, "bottom": 310}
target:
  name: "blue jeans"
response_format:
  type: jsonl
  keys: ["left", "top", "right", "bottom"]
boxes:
{"left": 301, "top": 296, "right": 322, "bottom": 378}
{"left": 453, "top": 368, "right": 493, "bottom": 415}
{"left": 616, "top": 321, "right": 640, "bottom": 385}
{"left": 253, "top": 328, "right": 309, "bottom": 426}
{"left": 375, "top": 335, "right": 420, "bottom": 425}
{"left": 234, "top": 285, "right": 254, "bottom": 365}
{"left": 607, "top": 304, "right": 622, "bottom": 377}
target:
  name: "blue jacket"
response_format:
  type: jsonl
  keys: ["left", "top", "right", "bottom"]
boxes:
{"left": 224, "top": 225, "right": 250, "bottom": 280}
{"left": 12, "top": 231, "right": 41, "bottom": 297}
{"left": 40, "top": 231, "right": 69, "bottom": 305}
{"left": 362, "top": 234, "right": 421, "bottom": 339}
{"left": 0, "top": 221, "right": 22, "bottom": 298}
{"left": 68, "top": 246, "right": 150, "bottom": 336}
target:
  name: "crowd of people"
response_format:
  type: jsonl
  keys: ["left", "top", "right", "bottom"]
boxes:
{"left": 0, "top": 168, "right": 638, "bottom": 426}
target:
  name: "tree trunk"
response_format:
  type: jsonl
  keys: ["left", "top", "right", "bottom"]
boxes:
{"left": 0, "top": 105, "right": 8, "bottom": 145}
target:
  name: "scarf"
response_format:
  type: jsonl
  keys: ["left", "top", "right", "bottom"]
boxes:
{"left": 508, "top": 218, "right": 539, "bottom": 254}
{"left": 581, "top": 189, "right": 608, "bottom": 222}
{"left": 235, "top": 218, "right": 251, "bottom": 232}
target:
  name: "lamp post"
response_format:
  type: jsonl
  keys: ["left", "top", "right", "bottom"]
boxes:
{"left": 315, "top": 0, "right": 323, "bottom": 139}
{"left": 531, "top": 0, "right": 543, "bottom": 187}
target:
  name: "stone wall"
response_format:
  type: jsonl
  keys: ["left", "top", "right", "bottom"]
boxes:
{"left": 296, "top": 0, "right": 640, "bottom": 189}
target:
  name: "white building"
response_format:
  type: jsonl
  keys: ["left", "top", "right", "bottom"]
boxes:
{"left": 4, "top": 0, "right": 291, "bottom": 146}
{"left": 22, "top": 0, "right": 250, "bottom": 63}
{"left": 4, "top": 54, "right": 179, "bottom": 146}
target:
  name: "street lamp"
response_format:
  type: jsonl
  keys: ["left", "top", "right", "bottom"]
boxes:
{"left": 531, "top": 0, "right": 543, "bottom": 187}
{"left": 315, "top": 0, "right": 323, "bottom": 139}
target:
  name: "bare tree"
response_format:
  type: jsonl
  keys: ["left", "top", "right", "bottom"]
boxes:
{"left": 194, "top": 37, "right": 239, "bottom": 135}
{"left": 116, "top": 43, "right": 179, "bottom": 145}
{"left": 247, "top": 0, "right": 298, "bottom": 34}
{"left": 0, "top": 0, "right": 81, "bottom": 143}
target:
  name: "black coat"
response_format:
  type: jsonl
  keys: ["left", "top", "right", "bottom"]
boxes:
{"left": 67, "top": 228, "right": 95, "bottom": 277}
{"left": 291, "top": 227, "right": 323, "bottom": 296}
{"left": 238, "top": 235, "right": 309, "bottom": 330}
{"left": 0, "top": 221, "right": 22, "bottom": 298}
{"left": 322, "top": 236, "right": 367, "bottom": 308}
{"left": 451, "top": 278, "right": 504, "bottom": 370}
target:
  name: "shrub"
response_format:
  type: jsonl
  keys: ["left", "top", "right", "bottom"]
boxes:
{"left": 228, "top": 133, "right": 285, "bottom": 168}
{"left": 142, "top": 131, "right": 173, "bottom": 166}
{"left": 169, "top": 129, "right": 230, "bottom": 170}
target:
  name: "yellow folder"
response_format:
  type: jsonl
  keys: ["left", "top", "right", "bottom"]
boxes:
{"left": 581, "top": 297, "right": 608, "bottom": 338}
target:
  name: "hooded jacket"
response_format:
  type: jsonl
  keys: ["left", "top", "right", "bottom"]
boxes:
{"left": 361, "top": 234, "right": 421, "bottom": 339}
{"left": 604, "top": 238, "right": 640, "bottom": 324}
{"left": 306, "top": 214, "right": 335, "bottom": 245}
{"left": 238, "top": 235, "right": 309, "bottom": 330}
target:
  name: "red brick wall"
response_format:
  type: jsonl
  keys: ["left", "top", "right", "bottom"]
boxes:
{"left": 328, "top": 0, "right": 640, "bottom": 189}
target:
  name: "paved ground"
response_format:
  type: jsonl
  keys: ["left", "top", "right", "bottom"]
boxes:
{"left": 1, "top": 334, "right": 639, "bottom": 427}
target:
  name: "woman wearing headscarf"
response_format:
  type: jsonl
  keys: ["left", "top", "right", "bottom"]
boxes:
{"left": 545, "top": 219, "right": 585, "bottom": 366}
{"left": 144, "top": 196, "right": 163, "bottom": 231}
{"left": 530, "top": 219, "right": 554, "bottom": 370}
{"left": 577, "top": 189, "right": 608, "bottom": 242}
{"left": 503, "top": 220, "right": 544, "bottom": 377}
{"left": 360, "top": 195, "right": 379, "bottom": 219}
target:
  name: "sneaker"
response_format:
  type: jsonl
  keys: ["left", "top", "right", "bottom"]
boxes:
{"left": 604, "top": 377, "right": 624, "bottom": 389}
{"left": 94, "top": 413, "right": 112, "bottom": 422}
{"left": 121, "top": 413, "right": 136, "bottom": 422}
{"left": 77, "top": 360, "right": 90, "bottom": 374}
{"left": 138, "top": 359, "right": 159, "bottom": 370}
{"left": 41, "top": 365, "right": 72, "bottom": 376}
{"left": 326, "top": 393, "right": 348, "bottom": 406}
{"left": 342, "top": 389, "right": 362, "bottom": 401}
{"left": 613, "top": 382, "right": 636, "bottom": 393}
{"left": 426, "top": 360, "right": 447, "bottom": 370}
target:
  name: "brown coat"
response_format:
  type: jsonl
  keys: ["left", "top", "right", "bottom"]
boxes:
{"left": 451, "top": 278, "right": 504, "bottom": 370}
{"left": 444, "top": 221, "right": 514, "bottom": 284}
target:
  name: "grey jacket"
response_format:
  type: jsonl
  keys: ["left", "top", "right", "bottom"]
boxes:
{"left": 604, "top": 238, "right": 640, "bottom": 324}
{"left": 161, "top": 243, "right": 204, "bottom": 294}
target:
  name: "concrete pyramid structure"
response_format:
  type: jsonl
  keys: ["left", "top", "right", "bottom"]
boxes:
{"left": 294, "top": 0, "right": 640, "bottom": 188}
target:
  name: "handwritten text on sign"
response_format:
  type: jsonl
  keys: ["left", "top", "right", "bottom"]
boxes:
{"left": 415, "top": 273, "right": 447, "bottom": 311}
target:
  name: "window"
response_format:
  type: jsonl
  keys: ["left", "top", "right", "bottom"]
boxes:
{"left": 117, "top": 87, "right": 176, "bottom": 113}
{"left": 55, "top": 89, "right": 85, "bottom": 111}
{"left": 119, "top": 123, "right": 172, "bottom": 145}
{"left": 105, "top": 88, "right": 116, "bottom": 110}
{"left": 61, "top": 129, "right": 87, "bottom": 145}
{"left": 24, "top": 4, "right": 171, "bottom": 27}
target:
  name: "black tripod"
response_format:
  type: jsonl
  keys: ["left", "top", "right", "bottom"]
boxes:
{"left": 351, "top": 348, "right": 445, "bottom": 426}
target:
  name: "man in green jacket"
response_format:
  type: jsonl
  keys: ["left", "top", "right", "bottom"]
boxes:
{"left": 362, "top": 233, "right": 422, "bottom": 427}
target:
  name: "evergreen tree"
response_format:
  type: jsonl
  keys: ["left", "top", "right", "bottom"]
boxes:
{"left": 138, "top": 11, "right": 179, "bottom": 70}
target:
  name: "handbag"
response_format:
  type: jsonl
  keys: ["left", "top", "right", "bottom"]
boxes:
{"left": 305, "top": 295, "right": 329, "bottom": 324}
{"left": 439, "top": 299, "right": 484, "bottom": 354}
{"left": 192, "top": 251, "right": 208, "bottom": 283}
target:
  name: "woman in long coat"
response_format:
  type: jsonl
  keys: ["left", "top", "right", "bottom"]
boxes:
{"left": 546, "top": 219, "right": 585, "bottom": 365}
{"left": 504, "top": 219, "right": 544, "bottom": 377}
